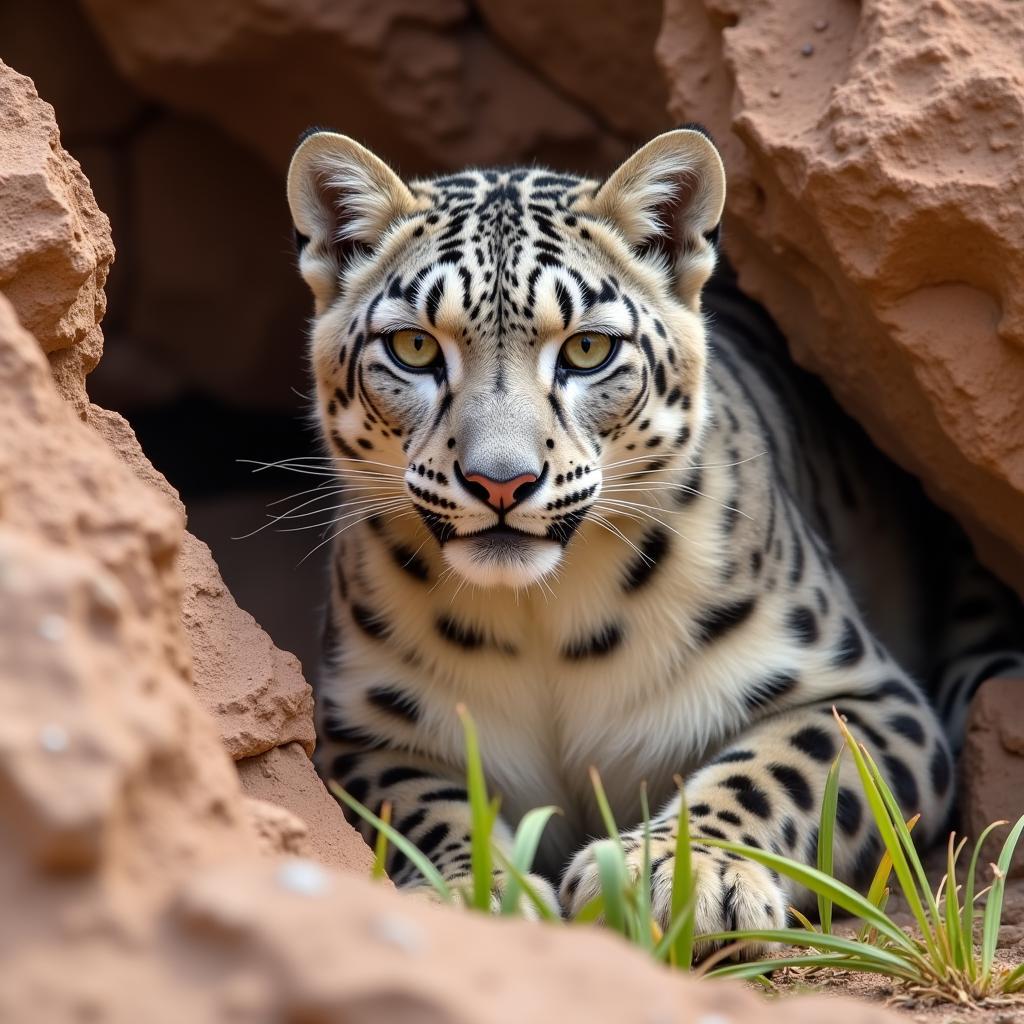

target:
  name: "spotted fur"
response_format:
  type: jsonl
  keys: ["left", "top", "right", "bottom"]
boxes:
{"left": 287, "top": 127, "right": 1024, "bottom": 947}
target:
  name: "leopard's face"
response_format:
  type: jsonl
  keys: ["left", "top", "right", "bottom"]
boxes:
{"left": 291, "top": 131, "right": 725, "bottom": 588}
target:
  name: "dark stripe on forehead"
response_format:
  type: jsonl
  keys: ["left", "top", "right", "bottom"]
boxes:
{"left": 425, "top": 276, "right": 446, "bottom": 326}
{"left": 554, "top": 280, "right": 573, "bottom": 330}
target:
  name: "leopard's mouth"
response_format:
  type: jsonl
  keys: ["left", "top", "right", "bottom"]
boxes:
{"left": 443, "top": 525, "right": 563, "bottom": 588}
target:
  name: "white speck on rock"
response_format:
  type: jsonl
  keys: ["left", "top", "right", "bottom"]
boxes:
{"left": 38, "top": 614, "right": 66, "bottom": 642}
{"left": 275, "top": 859, "right": 329, "bottom": 896}
{"left": 369, "top": 913, "right": 426, "bottom": 955}
{"left": 39, "top": 723, "right": 69, "bottom": 753}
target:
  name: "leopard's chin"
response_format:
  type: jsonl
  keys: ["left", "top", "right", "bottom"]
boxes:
{"left": 442, "top": 527, "right": 563, "bottom": 589}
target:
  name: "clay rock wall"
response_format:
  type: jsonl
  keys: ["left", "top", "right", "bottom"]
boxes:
{"left": 658, "top": 0, "right": 1024, "bottom": 594}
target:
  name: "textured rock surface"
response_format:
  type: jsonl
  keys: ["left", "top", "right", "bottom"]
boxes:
{"left": 474, "top": 0, "right": 669, "bottom": 140}
{"left": 77, "top": 0, "right": 630, "bottom": 178}
{"left": 0, "top": 59, "right": 349, "bottom": 874}
{"left": 0, "top": 58, "right": 114, "bottom": 410}
{"left": 961, "top": 678, "right": 1024, "bottom": 878}
{"left": 658, "top": 0, "right": 1024, "bottom": 594}
{"left": 238, "top": 743, "right": 376, "bottom": 874}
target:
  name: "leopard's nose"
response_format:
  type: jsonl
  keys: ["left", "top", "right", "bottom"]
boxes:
{"left": 455, "top": 463, "right": 541, "bottom": 512}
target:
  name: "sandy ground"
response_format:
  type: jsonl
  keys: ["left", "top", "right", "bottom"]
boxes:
{"left": 766, "top": 876, "right": 1024, "bottom": 1023}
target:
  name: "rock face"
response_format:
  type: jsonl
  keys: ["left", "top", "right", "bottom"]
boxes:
{"left": 0, "top": 58, "right": 364, "bottom": 880}
{"left": 76, "top": 0, "right": 631, "bottom": 179}
{"left": 961, "top": 678, "right": 1024, "bottom": 877}
{"left": 658, "top": 0, "right": 1024, "bottom": 595}
{"left": 0, "top": 58, "right": 113, "bottom": 410}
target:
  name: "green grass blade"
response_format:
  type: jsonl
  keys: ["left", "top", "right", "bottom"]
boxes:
{"left": 943, "top": 832, "right": 965, "bottom": 971}
{"left": 832, "top": 711, "right": 940, "bottom": 962}
{"left": 372, "top": 800, "right": 392, "bottom": 881}
{"left": 458, "top": 704, "right": 495, "bottom": 913}
{"left": 981, "top": 813, "right": 1024, "bottom": 978}
{"left": 817, "top": 754, "right": 841, "bottom": 935}
{"left": 491, "top": 847, "right": 560, "bottom": 922}
{"left": 862, "top": 743, "right": 944, "bottom": 951}
{"left": 499, "top": 805, "right": 559, "bottom": 915}
{"left": 669, "top": 778, "right": 695, "bottom": 970}
{"left": 329, "top": 781, "right": 452, "bottom": 901}
{"left": 593, "top": 839, "right": 628, "bottom": 934}
{"left": 961, "top": 819, "right": 1006, "bottom": 976}
{"left": 701, "top": 836, "right": 921, "bottom": 956}
{"left": 653, "top": 900, "right": 695, "bottom": 962}
{"left": 574, "top": 893, "right": 605, "bottom": 924}
{"left": 699, "top": 928, "right": 919, "bottom": 974}
{"left": 1005, "top": 960, "right": 1024, "bottom": 990}
{"left": 589, "top": 767, "right": 622, "bottom": 847}
{"left": 789, "top": 906, "right": 819, "bottom": 934}
{"left": 706, "top": 953, "right": 920, "bottom": 982}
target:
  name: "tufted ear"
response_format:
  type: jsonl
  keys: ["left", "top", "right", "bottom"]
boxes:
{"left": 591, "top": 126, "right": 726, "bottom": 309}
{"left": 287, "top": 129, "right": 419, "bottom": 312}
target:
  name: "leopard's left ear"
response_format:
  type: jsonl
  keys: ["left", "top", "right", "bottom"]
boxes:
{"left": 287, "top": 128, "right": 419, "bottom": 313}
{"left": 591, "top": 126, "right": 726, "bottom": 309}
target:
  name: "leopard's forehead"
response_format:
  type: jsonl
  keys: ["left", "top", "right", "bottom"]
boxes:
{"left": 384, "top": 167, "right": 627, "bottom": 347}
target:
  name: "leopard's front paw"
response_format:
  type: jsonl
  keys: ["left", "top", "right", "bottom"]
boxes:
{"left": 405, "top": 870, "right": 559, "bottom": 921}
{"left": 559, "top": 832, "right": 786, "bottom": 959}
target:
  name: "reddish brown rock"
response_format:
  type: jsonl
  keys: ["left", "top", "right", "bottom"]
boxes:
{"left": 474, "top": 0, "right": 670, "bottom": 140}
{"left": 961, "top": 678, "right": 1024, "bottom": 878}
{"left": 238, "top": 742, "right": 376, "bottom": 875}
{"left": 658, "top": 0, "right": 1024, "bottom": 595}
{"left": 0, "top": 60, "right": 113, "bottom": 411}
{"left": 77, "top": 0, "right": 629, "bottom": 178}
{"left": 180, "top": 532, "right": 315, "bottom": 761}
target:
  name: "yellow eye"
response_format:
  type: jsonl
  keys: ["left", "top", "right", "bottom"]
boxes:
{"left": 559, "top": 331, "right": 615, "bottom": 372}
{"left": 388, "top": 329, "right": 441, "bottom": 369}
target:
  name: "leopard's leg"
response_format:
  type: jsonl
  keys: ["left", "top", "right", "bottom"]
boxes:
{"left": 561, "top": 675, "right": 953, "bottom": 957}
{"left": 321, "top": 737, "right": 559, "bottom": 916}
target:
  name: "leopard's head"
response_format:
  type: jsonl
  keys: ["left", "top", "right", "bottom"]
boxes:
{"left": 287, "top": 128, "right": 725, "bottom": 588}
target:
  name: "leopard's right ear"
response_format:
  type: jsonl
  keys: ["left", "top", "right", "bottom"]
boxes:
{"left": 287, "top": 129, "right": 418, "bottom": 312}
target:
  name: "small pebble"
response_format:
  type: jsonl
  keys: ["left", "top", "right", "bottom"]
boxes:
{"left": 275, "top": 858, "right": 328, "bottom": 896}
{"left": 39, "top": 723, "right": 69, "bottom": 754}
{"left": 814, "top": 18, "right": 829, "bottom": 31}
{"left": 369, "top": 913, "right": 425, "bottom": 955}
{"left": 801, "top": 42, "right": 815, "bottom": 57}
{"left": 770, "top": 86, "right": 782, "bottom": 98}
{"left": 38, "top": 614, "right": 66, "bottom": 642}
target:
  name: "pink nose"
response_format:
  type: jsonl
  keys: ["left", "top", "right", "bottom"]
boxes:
{"left": 464, "top": 471, "right": 539, "bottom": 511}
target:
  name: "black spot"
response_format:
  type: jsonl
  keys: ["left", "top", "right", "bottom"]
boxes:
{"left": 789, "top": 537, "right": 805, "bottom": 586}
{"left": 887, "top": 714, "right": 926, "bottom": 747}
{"left": 882, "top": 754, "right": 920, "bottom": 812}
{"left": 698, "top": 825, "right": 728, "bottom": 841}
{"left": 367, "top": 686, "right": 421, "bottom": 724}
{"left": 722, "top": 775, "right": 772, "bottom": 819}
{"left": 790, "top": 725, "right": 835, "bottom": 762}
{"left": 873, "top": 678, "right": 921, "bottom": 705}
{"left": 351, "top": 603, "right": 388, "bottom": 641}
{"left": 380, "top": 766, "right": 433, "bottom": 788}
{"left": 417, "top": 823, "right": 451, "bottom": 857}
{"left": 717, "top": 810, "right": 742, "bottom": 826}
{"left": 690, "top": 803, "right": 711, "bottom": 817}
{"left": 422, "top": 786, "right": 469, "bottom": 803}
{"left": 768, "top": 763, "right": 813, "bottom": 811}
{"left": 786, "top": 606, "right": 819, "bottom": 645}
{"left": 345, "top": 776, "right": 369, "bottom": 805}
{"left": 930, "top": 742, "right": 951, "bottom": 797}
{"left": 836, "top": 787, "right": 863, "bottom": 836}
{"left": 424, "top": 277, "right": 446, "bottom": 326}
{"left": 781, "top": 817, "right": 797, "bottom": 849}
{"left": 715, "top": 749, "right": 755, "bottom": 764}
{"left": 436, "top": 615, "right": 485, "bottom": 650}
{"left": 744, "top": 673, "right": 799, "bottom": 712}
{"left": 330, "top": 752, "right": 362, "bottom": 780}
{"left": 391, "top": 545, "right": 429, "bottom": 581}
{"left": 562, "top": 623, "right": 623, "bottom": 660}
{"left": 695, "top": 598, "right": 757, "bottom": 645}
{"left": 833, "top": 618, "right": 865, "bottom": 668}
{"left": 622, "top": 526, "right": 670, "bottom": 591}
{"left": 832, "top": 706, "right": 889, "bottom": 750}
